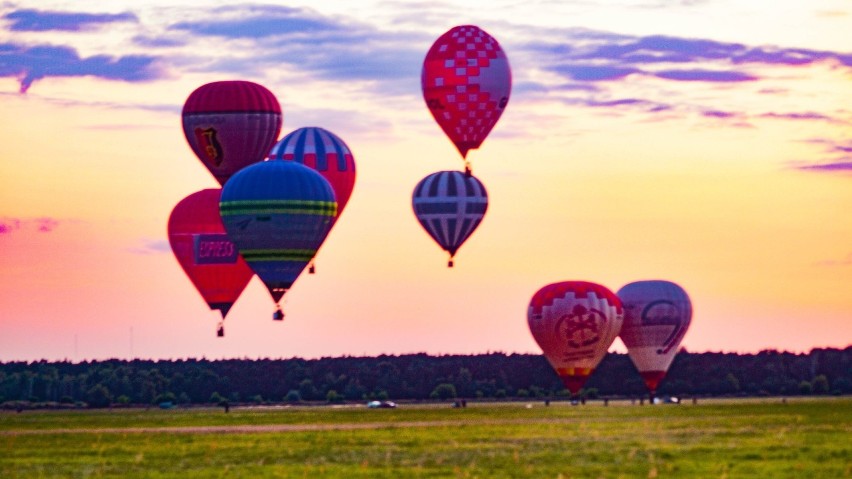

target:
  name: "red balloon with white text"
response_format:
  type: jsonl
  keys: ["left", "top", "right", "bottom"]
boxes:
{"left": 168, "top": 189, "right": 254, "bottom": 326}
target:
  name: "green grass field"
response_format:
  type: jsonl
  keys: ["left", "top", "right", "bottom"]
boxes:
{"left": 1, "top": 397, "right": 850, "bottom": 478}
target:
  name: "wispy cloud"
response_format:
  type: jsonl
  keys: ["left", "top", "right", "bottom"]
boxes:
{"left": 3, "top": 9, "right": 137, "bottom": 32}
{"left": 793, "top": 139, "right": 852, "bottom": 174}
{"left": 36, "top": 218, "right": 59, "bottom": 232}
{"left": 815, "top": 253, "right": 852, "bottom": 266}
{"left": 0, "top": 217, "right": 60, "bottom": 234}
{"left": 163, "top": 4, "right": 425, "bottom": 95}
{"left": 653, "top": 69, "right": 757, "bottom": 82}
{"left": 760, "top": 112, "right": 839, "bottom": 123}
{"left": 795, "top": 161, "right": 852, "bottom": 172}
{"left": 169, "top": 5, "right": 345, "bottom": 39}
{"left": 521, "top": 30, "right": 852, "bottom": 91}
{"left": 128, "top": 238, "right": 170, "bottom": 255}
{"left": 0, "top": 218, "right": 21, "bottom": 234}
{"left": 0, "top": 43, "right": 164, "bottom": 93}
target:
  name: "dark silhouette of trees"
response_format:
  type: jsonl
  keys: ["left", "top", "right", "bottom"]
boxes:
{"left": 0, "top": 347, "right": 849, "bottom": 408}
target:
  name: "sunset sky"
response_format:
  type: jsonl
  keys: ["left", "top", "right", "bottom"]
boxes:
{"left": 1, "top": 0, "right": 850, "bottom": 362}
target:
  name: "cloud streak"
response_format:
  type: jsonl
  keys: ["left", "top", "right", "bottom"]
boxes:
{"left": 162, "top": 4, "right": 426, "bottom": 94}
{"left": 0, "top": 43, "right": 164, "bottom": 93}
{"left": 0, "top": 217, "right": 60, "bottom": 234}
{"left": 169, "top": 5, "right": 344, "bottom": 39}
{"left": 521, "top": 30, "right": 852, "bottom": 92}
{"left": 128, "top": 238, "right": 170, "bottom": 255}
{"left": 796, "top": 161, "right": 852, "bottom": 172}
{"left": 3, "top": 9, "right": 137, "bottom": 32}
{"left": 0, "top": 218, "right": 22, "bottom": 235}
{"left": 815, "top": 253, "right": 852, "bottom": 267}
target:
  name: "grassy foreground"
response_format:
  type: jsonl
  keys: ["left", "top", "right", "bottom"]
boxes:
{"left": 1, "top": 397, "right": 850, "bottom": 478}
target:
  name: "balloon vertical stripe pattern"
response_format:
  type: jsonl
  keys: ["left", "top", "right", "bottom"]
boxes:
{"left": 528, "top": 281, "right": 624, "bottom": 394}
{"left": 182, "top": 81, "right": 282, "bottom": 186}
{"left": 412, "top": 170, "right": 488, "bottom": 262}
{"left": 268, "top": 127, "right": 356, "bottom": 213}
{"left": 220, "top": 160, "right": 337, "bottom": 303}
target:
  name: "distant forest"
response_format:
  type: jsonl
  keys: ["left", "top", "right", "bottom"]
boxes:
{"left": 1, "top": 348, "right": 850, "bottom": 408}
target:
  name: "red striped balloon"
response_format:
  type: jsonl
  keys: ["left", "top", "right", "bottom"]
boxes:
{"left": 182, "top": 81, "right": 282, "bottom": 185}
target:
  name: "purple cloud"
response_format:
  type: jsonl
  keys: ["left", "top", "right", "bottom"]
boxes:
{"left": 132, "top": 35, "right": 186, "bottom": 48}
{"left": 36, "top": 218, "right": 59, "bottom": 232}
{"left": 802, "top": 139, "right": 852, "bottom": 153}
{"left": 0, "top": 218, "right": 22, "bottom": 234}
{"left": 161, "top": 4, "right": 424, "bottom": 91}
{"left": 3, "top": 9, "right": 137, "bottom": 32}
{"left": 796, "top": 161, "right": 852, "bottom": 172}
{"left": 702, "top": 110, "right": 739, "bottom": 119}
{"left": 0, "top": 217, "right": 61, "bottom": 234}
{"left": 654, "top": 69, "right": 757, "bottom": 82}
{"left": 549, "top": 64, "right": 639, "bottom": 81}
{"left": 761, "top": 112, "right": 837, "bottom": 122}
{"left": 529, "top": 31, "right": 852, "bottom": 88}
{"left": 169, "top": 5, "right": 343, "bottom": 39}
{"left": 0, "top": 43, "right": 164, "bottom": 93}
{"left": 566, "top": 97, "right": 672, "bottom": 114}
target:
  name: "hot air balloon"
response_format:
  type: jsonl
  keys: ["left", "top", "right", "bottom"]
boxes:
{"left": 168, "top": 189, "right": 254, "bottom": 337}
{"left": 182, "top": 80, "right": 282, "bottom": 185}
{"left": 412, "top": 170, "right": 487, "bottom": 267}
{"left": 528, "top": 281, "right": 624, "bottom": 397}
{"left": 617, "top": 280, "right": 692, "bottom": 401}
{"left": 268, "top": 127, "right": 356, "bottom": 214}
{"left": 422, "top": 25, "right": 511, "bottom": 163}
{"left": 219, "top": 160, "right": 337, "bottom": 319}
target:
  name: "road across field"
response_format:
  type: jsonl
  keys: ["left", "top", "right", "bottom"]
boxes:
{"left": 0, "top": 416, "right": 601, "bottom": 435}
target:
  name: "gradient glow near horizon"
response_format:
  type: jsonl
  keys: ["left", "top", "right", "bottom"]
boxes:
{"left": 0, "top": 1, "right": 850, "bottom": 362}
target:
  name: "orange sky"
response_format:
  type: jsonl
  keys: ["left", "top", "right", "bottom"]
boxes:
{"left": 0, "top": 1, "right": 850, "bottom": 361}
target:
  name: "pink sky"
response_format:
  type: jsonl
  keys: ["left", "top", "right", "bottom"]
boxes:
{"left": 1, "top": 1, "right": 850, "bottom": 361}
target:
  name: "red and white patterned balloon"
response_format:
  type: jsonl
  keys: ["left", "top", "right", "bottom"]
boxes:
{"left": 422, "top": 25, "right": 511, "bottom": 160}
{"left": 528, "top": 281, "right": 624, "bottom": 395}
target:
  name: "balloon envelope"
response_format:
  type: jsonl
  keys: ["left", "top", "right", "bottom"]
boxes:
{"left": 422, "top": 25, "right": 511, "bottom": 159}
{"left": 412, "top": 170, "right": 487, "bottom": 264}
{"left": 168, "top": 189, "right": 254, "bottom": 319}
{"left": 268, "top": 127, "right": 356, "bottom": 214}
{"left": 219, "top": 160, "right": 337, "bottom": 303}
{"left": 617, "top": 280, "right": 692, "bottom": 393}
{"left": 182, "top": 80, "right": 282, "bottom": 185}
{"left": 528, "top": 281, "right": 624, "bottom": 394}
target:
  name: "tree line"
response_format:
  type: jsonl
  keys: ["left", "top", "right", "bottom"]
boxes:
{"left": 1, "top": 347, "right": 849, "bottom": 408}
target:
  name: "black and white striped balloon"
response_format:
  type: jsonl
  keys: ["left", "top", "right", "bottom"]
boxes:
{"left": 412, "top": 170, "right": 488, "bottom": 267}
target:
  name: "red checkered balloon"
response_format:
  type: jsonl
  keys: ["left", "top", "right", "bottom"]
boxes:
{"left": 422, "top": 25, "right": 511, "bottom": 160}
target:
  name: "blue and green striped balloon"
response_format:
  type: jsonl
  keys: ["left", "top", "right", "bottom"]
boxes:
{"left": 220, "top": 160, "right": 337, "bottom": 304}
